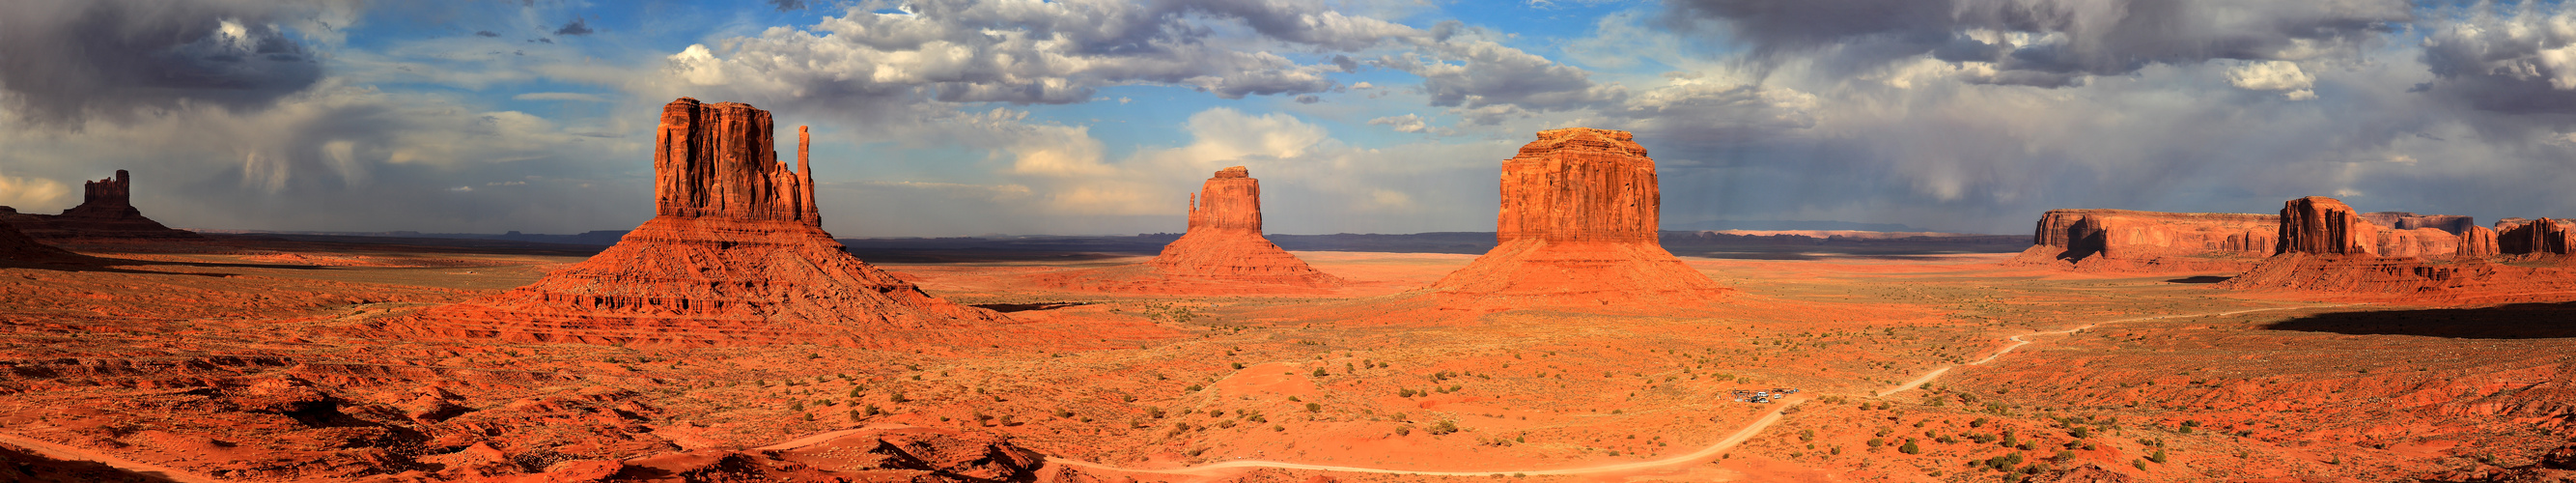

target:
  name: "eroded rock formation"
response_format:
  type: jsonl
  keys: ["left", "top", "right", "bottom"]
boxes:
{"left": 2278, "top": 196, "right": 2378, "bottom": 255}
{"left": 400, "top": 98, "right": 1010, "bottom": 348}
{"left": 0, "top": 219, "right": 82, "bottom": 263}
{"left": 0, "top": 170, "right": 202, "bottom": 241}
{"left": 1426, "top": 128, "right": 1726, "bottom": 303}
{"left": 2012, "top": 210, "right": 2275, "bottom": 271}
{"left": 2459, "top": 225, "right": 2502, "bottom": 257}
{"left": 1140, "top": 166, "right": 1342, "bottom": 287}
{"left": 2499, "top": 217, "right": 2575, "bottom": 255}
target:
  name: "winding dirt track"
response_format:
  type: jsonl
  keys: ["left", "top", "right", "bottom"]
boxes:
{"left": 1049, "top": 303, "right": 2344, "bottom": 479}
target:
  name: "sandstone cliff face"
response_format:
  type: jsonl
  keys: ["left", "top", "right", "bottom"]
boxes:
{"left": 1138, "top": 166, "right": 1342, "bottom": 288}
{"left": 2013, "top": 209, "right": 2275, "bottom": 272}
{"left": 402, "top": 98, "right": 1009, "bottom": 348}
{"left": 2375, "top": 227, "right": 2460, "bottom": 259}
{"left": 2278, "top": 196, "right": 2380, "bottom": 256}
{"left": 0, "top": 169, "right": 202, "bottom": 241}
{"left": 2362, "top": 212, "right": 2477, "bottom": 235}
{"left": 2499, "top": 217, "right": 2575, "bottom": 255}
{"left": 1428, "top": 128, "right": 1726, "bottom": 303}
{"left": 2458, "top": 225, "right": 2502, "bottom": 257}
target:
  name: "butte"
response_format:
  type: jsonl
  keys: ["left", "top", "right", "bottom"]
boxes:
{"left": 2221, "top": 196, "right": 2575, "bottom": 298}
{"left": 1032, "top": 166, "right": 1342, "bottom": 294}
{"left": 397, "top": 98, "right": 1012, "bottom": 348}
{"left": 1422, "top": 128, "right": 1727, "bottom": 305}
{"left": 0, "top": 169, "right": 205, "bottom": 242}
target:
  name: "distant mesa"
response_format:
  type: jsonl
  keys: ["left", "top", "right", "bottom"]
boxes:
{"left": 2013, "top": 209, "right": 2276, "bottom": 272}
{"left": 397, "top": 98, "right": 1013, "bottom": 348}
{"left": 1032, "top": 165, "right": 1343, "bottom": 294}
{"left": 0, "top": 169, "right": 204, "bottom": 241}
{"left": 1424, "top": 128, "right": 1727, "bottom": 303}
{"left": 2497, "top": 217, "right": 2574, "bottom": 255}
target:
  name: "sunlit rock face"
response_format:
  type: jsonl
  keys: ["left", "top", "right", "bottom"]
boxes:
{"left": 400, "top": 98, "right": 1013, "bottom": 348}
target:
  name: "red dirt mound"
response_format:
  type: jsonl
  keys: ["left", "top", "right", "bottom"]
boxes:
{"left": 396, "top": 98, "right": 1011, "bottom": 348}
{"left": 0, "top": 170, "right": 203, "bottom": 241}
{"left": 1423, "top": 128, "right": 1726, "bottom": 305}
{"left": 2010, "top": 209, "right": 2275, "bottom": 272}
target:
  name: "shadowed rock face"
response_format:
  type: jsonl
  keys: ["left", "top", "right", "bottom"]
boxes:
{"left": 0, "top": 169, "right": 201, "bottom": 240}
{"left": 1141, "top": 166, "right": 1342, "bottom": 287}
{"left": 0, "top": 221, "right": 80, "bottom": 263}
{"left": 401, "top": 98, "right": 1009, "bottom": 348}
{"left": 1429, "top": 128, "right": 1726, "bottom": 303}
{"left": 2498, "top": 217, "right": 2574, "bottom": 255}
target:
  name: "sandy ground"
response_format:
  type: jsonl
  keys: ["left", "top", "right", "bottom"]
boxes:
{"left": 1, "top": 242, "right": 2572, "bottom": 482}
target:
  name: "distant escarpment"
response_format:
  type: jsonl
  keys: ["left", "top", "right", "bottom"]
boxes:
{"left": 2011, "top": 209, "right": 2277, "bottom": 272}
{"left": 0, "top": 170, "right": 203, "bottom": 241}
{"left": 1424, "top": 128, "right": 1727, "bottom": 304}
{"left": 396, "top": 98, "right": 1014, "bottom": 348}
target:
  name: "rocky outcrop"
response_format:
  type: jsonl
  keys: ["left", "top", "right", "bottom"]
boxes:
{"left": 2459, "top": 225, "right": 2502, "bottom": 257}
{"left": 2277, "top": 196, "right": 2378, "bottom": 255}
{"left": 399, "top": 98, "right": 1011, "bottom": 348}
{"left": 0, "top": 170, "right": 202, "bottom": 241}
{"left": 2499, "top": 217, "right": 2575, "bottom": 255}
{"left": 2012, "top": 209, "right": 2275, "bottom": 271}
{"left": 1426, "top": 128, "right": 1726, "bottom": 303}
{"left": 2362, "top": 212, "right": 2477, "bottom": 235}
{"left": 2375, "top": 227, "right": 2459, "bottom": 258}
{"left": 1140, "top": 166, "right": 1341, "bottom": 287}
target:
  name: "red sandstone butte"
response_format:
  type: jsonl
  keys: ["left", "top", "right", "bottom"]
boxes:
{"left": 1425, "top": 128, "right": 1725, "bottom": 303}
{"left": 2277, "top": 196, "right": 2379, "bottom": 255}
{"left": 2012, "top": 209, "right": 2275, "bottom": 271}
{"left": 398, "top": 98, "right": 1010, "bottom": 348}
{"left": 1142, "top": 166, "right": 1342, "bottom": 287}
{"left": 2459, "top": 225, "right": 2502, "bottom": 257}
{"left": 2498, "top": 217, "right": 2575, "bottom": 255}
{"left": 0, "top": 170, "right": 203, "bottom": 241}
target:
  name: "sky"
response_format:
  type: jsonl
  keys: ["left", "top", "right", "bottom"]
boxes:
{"left": 2, "top": 0, "right": 2573, "bottom": 237}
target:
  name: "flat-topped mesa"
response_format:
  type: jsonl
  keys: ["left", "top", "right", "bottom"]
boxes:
{"left": 1139, "top": 166, "right": 1341, "bottom": 288}
{"left": 400, "top": 99, "right": 1010, "bottom": 348}
{"left": 2025, "top": 209, "right": 2276, "bottom": 261}
{"left": 2277, "top": 196, "right": 2379, "bottom": 255}
{"left": 2498, "top": 217, "right": 2574, "bottom": 255}
{"left": 654, "top": 98, "right": 820, "bottom": 224}
{"left": 1428, "top": 128, "right": 1726, "bottom": 303}
{"left": 2362, "top": 212, "right": 2476, "bottom": 235}
{"left": 0, "top": 169, "right": 201, "bottom": 240}
{"left": 1497, "top": 128, "right": 1659, "bottom": 244}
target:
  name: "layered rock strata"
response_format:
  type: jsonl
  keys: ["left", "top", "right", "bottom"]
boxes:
{"left": 2277, "top": 196, "right": 2378, "bottom": 255}
{"left": 2459, "top": 225, "right": 2502, "bottom": 257}
{"left": 2362, "top": 212, "right": 2477, "bottom": 235}
{"left": 2012, "top": 209, "right": 2276, "bottom": 271}
{"left": 401, "top": 98, "right": 1009, "bottom": 348}
{"left": 2226, "top": 196, "right": 2574, "bottom": 297}
{"left": 0, "top": 170, "right": 202, "bottom": 240}
{"left": 1140, "top": 166, "right": 1342, "bottom": 287}
{"left": 1426, "top": 128, "right": 1726, "bottom": 303}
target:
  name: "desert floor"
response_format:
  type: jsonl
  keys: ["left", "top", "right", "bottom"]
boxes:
{"left": 2, "top": 237, "right": 2570, "bottom": 482}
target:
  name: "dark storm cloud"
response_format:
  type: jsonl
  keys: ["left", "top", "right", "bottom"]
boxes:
{"left": 0, "top": 0, "right": 330, "bottom": 128}
{"left": 1663, "top": 0, "right": 2412, "bottom": 82}
{"left": 768, "top": 0, "right": 807, "bottom": 12}
{"left": 2415, "top": 3, "right": 2576, "bottom": 116}
{"left": 552, "top": 17, "right": 593, "bottom": 36}
{"left": 475, "top": 30, "right": 501, "bottom": 38}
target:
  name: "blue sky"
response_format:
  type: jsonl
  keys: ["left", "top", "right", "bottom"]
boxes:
{"left": 4, "top": 0, "right": 2574, "bottom": 237}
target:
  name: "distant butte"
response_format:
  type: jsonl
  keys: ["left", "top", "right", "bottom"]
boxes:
{"left": 2014, "top": 209, "right": 2276, "bottom": 272}
{"left": 0, "top": 169, "right": 203, "bottom": 241}
{"left": 1144, "top": 166, "right": 1343, "bottom": 286}
{"left": 1424, "top": 128, "right": 1726, "bottom": 303}
{"left": 2222, "top": 195, "right": 2572, "bottom": 298}
{"left": 397, "top": 98, "right": 1014, "bottom": 348}
{"left": 1032, "top": 166, "right": 1342, "bottom": 294}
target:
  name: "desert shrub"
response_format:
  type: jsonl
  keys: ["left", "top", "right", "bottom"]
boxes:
{"left": 1428, "top": 419, "right": 1461, "bottom": 435}
{"left": 1395, "top": 425, "right": 1414, "bottom": 436}
{"left": 1305, "top": 403, "right": 1323, "bottom": 412}
{"left": 1899, "top": 439, "right": 1921, "bottom": 454}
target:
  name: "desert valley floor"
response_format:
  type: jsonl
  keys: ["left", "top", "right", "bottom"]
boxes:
{"left": 2, "top": 236, "right": 2572, "bottom": 482}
